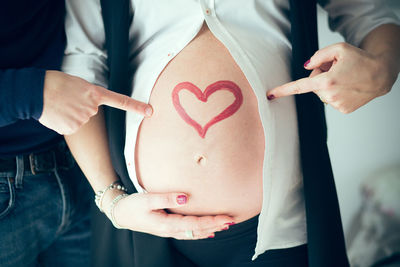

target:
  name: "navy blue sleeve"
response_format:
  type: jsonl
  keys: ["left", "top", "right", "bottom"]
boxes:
{"left": 0, "top": 68, "right": 46, "bottom": 127}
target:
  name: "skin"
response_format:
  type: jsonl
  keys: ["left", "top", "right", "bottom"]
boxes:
{"left": 39, "top": 71, "right": 153, "bottom": 135}
{"left": 266, "top": 24, "right": 400, "bottom": 112}
{"left": 65, "top": 23, "right": 400, "bottom": 240}
{"left": 172, "top": 81, "right": 243, "bottom": 138}
{"left": 134, "top": 22, "right": 264, "bottom": 224}
{"left": 65, "top": 109, "right": 235, "bottom": 240}
{"left": 67, "top": 22, "right": 261, "bottom": 239}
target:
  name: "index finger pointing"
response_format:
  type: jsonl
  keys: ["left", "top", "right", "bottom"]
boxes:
{"left": 266, "top": 76, "right": 320, "bottom": 100}
{"left": 97, "top": 86, "right": 153, "bottom": 116}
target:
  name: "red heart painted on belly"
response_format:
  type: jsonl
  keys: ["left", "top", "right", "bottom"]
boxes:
{"left": 172, "top": 81, "right": 243, "bottom": 138}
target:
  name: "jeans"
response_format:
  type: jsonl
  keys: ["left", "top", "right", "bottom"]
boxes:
{"left": 0, "top": 158, "right": 91, "bottom": 267}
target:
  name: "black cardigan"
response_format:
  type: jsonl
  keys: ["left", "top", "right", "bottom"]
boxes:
{"left": 93, "top": 0, "right": 350, "bottom": 266}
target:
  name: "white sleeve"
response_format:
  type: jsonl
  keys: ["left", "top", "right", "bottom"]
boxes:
{"left": 318, "top": 0, "right": 400, "bottom": 46}
{"left": 62, "top": 0, "right": 108, "bottom": 88}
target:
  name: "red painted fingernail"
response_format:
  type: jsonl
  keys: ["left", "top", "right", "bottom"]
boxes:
{"left": 208, "top": 234, "right": 215, "bottom": 238}
{"left": 267, "top": 94, "right": 275, "bottom": 100}
{"left": 304, "top": 59, "right": 310, "bottom": 67}
{"left": 224, "top": 222, "right": 235, "bottom": 226}
{"left": 176, "top": 195, "right": 187, "bottom": 205}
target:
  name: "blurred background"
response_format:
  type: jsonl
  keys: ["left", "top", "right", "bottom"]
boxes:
{"left": 317, "top": 1, "right": 400, "bottom": 266}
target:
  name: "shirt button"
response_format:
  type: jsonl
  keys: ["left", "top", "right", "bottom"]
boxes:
{"left": 205, "top": 8, "right": 211, "bottom": 15}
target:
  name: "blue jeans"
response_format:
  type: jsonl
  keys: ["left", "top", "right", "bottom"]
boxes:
{"left": 0, "top": 158, "right": 91, "bottom": 267}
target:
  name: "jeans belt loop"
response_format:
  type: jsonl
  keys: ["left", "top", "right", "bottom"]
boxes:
{"left": 15, "top": 155, "right": 24, "bottom": 189}
{"left": 29, "top": 153, "right": 37, "bottom": 175}
{"left": 29, "top": 151, "right": 57, "bottom": 175}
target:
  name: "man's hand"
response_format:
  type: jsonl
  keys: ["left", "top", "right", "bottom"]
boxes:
{"left": 106, "top": 190, "right": 234, "bottom": 240}
{"left": 39, "top": 71, "right": 153, "bottom": 135}
{"left": 266, "top": 42, "right": 398, "bottom": 114}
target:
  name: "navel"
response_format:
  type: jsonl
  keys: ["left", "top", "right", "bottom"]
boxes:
{"left": 194, "top": 154, "right": 207, "bottom": 166}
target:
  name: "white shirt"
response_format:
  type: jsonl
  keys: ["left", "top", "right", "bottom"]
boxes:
{"left": 62, "top": 0, "right": 400, "bottom": 260}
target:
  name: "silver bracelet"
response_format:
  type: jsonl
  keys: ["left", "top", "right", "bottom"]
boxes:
{"left": 94, "top": 181, "right": 127, "bottom": 213}
{"left": 109, "top": 193, "right": 129, "bottom": 229}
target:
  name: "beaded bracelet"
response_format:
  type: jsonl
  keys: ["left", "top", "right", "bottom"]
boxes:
{"left": 109, "top": 193, "right": 129, "bottom": 229}
{"left": 94, "top": 181, "right": 127, "bottom": 213}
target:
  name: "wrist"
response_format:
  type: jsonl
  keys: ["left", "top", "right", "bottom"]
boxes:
{"left": 93, "top": 180, "right": 130, "bottom": 229}
{"left": 360, "top": 24, "right": 400, "bottom": 78}
{"left": 108, "top": 193, "right": 129, "bottom": 229}
{"left": 94, "top": 180, "right": 128, "bottom": 212}
{"left": 102, "top": 188, "right": 127, "bottom": 213}
{"left": 375, "top": 54, "right": 399, "bottom": 94}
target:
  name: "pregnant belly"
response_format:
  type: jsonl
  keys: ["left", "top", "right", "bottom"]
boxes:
{"left": 135, "top": 23, "right": 265, "bottom": 223}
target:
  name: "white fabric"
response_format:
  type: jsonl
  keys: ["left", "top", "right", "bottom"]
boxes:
{"left": 62, "top": 0, "right": 400, "bottom": 260}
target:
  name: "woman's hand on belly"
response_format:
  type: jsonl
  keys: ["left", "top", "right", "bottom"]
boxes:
{"left": 134, "top": 23, "right": 265, "bottom": 223}
{"left": 106, "top": 189, "right": 234, "bottom": 239}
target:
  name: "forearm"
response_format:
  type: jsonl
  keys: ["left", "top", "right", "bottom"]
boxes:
{"left": 65, "top": 107, "right": 118, "bottom": 193}
{"left": 359, "top": 24, "right": 400, "bottom": 79}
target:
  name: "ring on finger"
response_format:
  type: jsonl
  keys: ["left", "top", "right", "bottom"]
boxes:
{"left": 184, "top": 230, "right": 194, "bottom": 239}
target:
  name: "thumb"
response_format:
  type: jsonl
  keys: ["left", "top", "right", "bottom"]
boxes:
{"left": 304, "top": 44, "right": 340, "bottom": 70}
{"left": 309, "top": 67, "right": 323, "bottom": 78}
{"left": 144, "top": 192, "right": 189, "bottom": 210}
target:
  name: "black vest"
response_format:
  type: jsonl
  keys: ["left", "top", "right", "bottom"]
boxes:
{"left": 94, "top": 1, "right": 350, "bottom": 266}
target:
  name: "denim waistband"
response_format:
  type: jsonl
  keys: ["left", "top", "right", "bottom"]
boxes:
{"left": 0, "top": 140, "right": 75, "bottom": 178}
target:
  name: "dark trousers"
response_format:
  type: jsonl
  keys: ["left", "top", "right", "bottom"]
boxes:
{"left": 171, "top": 215, "right": 308, "bottom": 267}
{"left": 92, "top": 212, "right": 308, "bottom": 267}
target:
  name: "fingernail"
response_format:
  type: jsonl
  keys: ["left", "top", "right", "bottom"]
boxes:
{"left": 208, "top": 234, "right": 215, "bottom": 238}
{"left": 223, "top": 226, "right": 229, "bottom": 230}
{"left": 224, "top": 222, "right": 235, "bottom": 226}
{"left": 304, "top": 59, "right": 310, "bottom": 68}
{"left": 267, "top": 94, "right": 275, "bottom": 100}
{"left": 176, "top": 195, "right": 187, "bottom": 205}
{"left": 145, "top": 106, "right": 153, "bottom": 117}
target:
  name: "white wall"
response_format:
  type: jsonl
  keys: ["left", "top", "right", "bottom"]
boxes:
{"left": 317, "top": 3, "right": 400, "bottom": 244}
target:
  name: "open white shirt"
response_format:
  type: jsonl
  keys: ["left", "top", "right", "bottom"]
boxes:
{"left": 62, "top": 0, "right": 399, "bottom": 260}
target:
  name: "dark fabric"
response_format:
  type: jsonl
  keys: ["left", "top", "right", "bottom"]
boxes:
{"left": 0, "top": 68, "right": 46, "bottom": 125}
{"left": 0, "top": 139, "right": 75, "bottom": 174}
{"left": 289, "top": 0, "right": 350, "bottom": 266}
{"left": 171, "top": 215, "right": 308, "bottom": 267}
{"left": 0, "top": 0, "right": 65, "bottom": 156}
{"left": 100, "top": 0, "right": 135, "bottom": 194}
{"left": 93, "top": 1, "right": 176, "bottom": 266}
{"left": 93, "top": 0, "right": 350, "bottom": 266}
